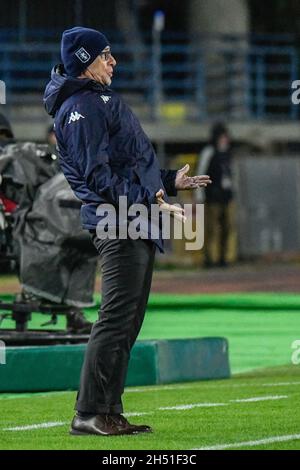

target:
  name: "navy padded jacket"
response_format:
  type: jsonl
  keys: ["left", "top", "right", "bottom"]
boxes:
{"left": 43, "top": 65, "right": 177, "bottom": 251}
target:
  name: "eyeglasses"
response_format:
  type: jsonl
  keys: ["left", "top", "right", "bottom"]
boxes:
{"left": 100, "top": 51, "right": 113, "bottom": 61}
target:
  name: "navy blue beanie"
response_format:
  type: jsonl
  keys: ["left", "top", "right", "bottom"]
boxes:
{"left": 61, "top": 26, "right": 110, "bottom": 77}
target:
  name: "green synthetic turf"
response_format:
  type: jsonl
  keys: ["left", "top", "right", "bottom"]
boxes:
{"left": 140, "top": 308, "right": 300, "bottom": 373}
{"left": 0, "top": 365, "right": 300, "bottom": 450}
{"left": 1, "top": 293, "right": 300, "bottom": 373}
{"left": 1, "top": 292, "right": 300, "bottom": 450}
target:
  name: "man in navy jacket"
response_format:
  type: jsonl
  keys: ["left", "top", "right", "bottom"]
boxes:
{"left": 44, "top": 26, "right": 211, "bottom": 436}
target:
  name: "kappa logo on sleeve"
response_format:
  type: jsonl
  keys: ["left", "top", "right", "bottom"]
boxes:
{"left": 68, "top": 111, "right": 85, "bottom": 124}
{"left": 75, "top": 47, "right": 91, "bottom": 63}
{"left": 100, "top": 95, "right": 111, "bottom": 104}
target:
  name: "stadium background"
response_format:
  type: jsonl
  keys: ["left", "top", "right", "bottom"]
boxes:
{"left": 1, "top": 0, "right": 300, "bottom": 451}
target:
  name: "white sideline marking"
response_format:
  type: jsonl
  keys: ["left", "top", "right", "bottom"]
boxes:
{"left": 209, "top": 382, "right": 300, "bottom": 390}
{"left": 159, "top": 395, "right": 288, "bottom": 411}
{"left": 126, "top": 385, "right": 191, "bottom": 393}
{"left": 4, "top": 421, "right": 67, "bottom": 431}
{"left": 2, "top": 415, "right": 151, "bottom": 432}
{"left": 0, "top": 391, "right": 73, "bottom": 400}
{"left": 262, "top": 381, "right": 300, "bottom": 387}
{"left": 159, "top": 403, "right": 227, "bottom": 410}
{"left": 0, "top": 394, "right": 290, "bottom": 431}
{"left": 231, "top": 395, "right": 288, "bottom": 403}
{"left": 193, "top": 433, "right": 300, "bottom": 450}
{"left": 125, "top": 381, "right": 300, "bottom": 393}
{"left": 1, "top": 381, "right": 299, "bottom": 401}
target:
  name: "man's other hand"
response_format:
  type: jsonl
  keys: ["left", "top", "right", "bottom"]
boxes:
{"left": 175, "top": 164, "right": 212, "bottom": 190}
{"left": 155, "top": 189, "right": 186, "bottom": 223}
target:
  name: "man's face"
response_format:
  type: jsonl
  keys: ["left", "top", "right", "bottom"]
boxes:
{"left": 80, "top": 46, "right": 116, "bottom": 86}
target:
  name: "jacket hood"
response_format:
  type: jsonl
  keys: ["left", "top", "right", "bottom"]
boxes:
{"left": 43, "top": 64, "right": 99, "bottom": 117}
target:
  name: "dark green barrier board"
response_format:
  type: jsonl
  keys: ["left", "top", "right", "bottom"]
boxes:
{"left": 0, "top": 337, "right": 230, "bottom": 392}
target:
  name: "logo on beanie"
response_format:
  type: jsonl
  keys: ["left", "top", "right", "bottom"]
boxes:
{"left": 75, "top": 47, "right": 91, "bottom": 63}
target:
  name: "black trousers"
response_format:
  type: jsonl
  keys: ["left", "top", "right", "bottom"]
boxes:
{"left": 75, "top": 235, "right": 156, "bottom": 415}
{"left": 204, "top": 202, "right": 233, "bottom": 264}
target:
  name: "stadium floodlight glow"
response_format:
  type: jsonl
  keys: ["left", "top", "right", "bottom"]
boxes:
{"left": 0, "top": 80, "right": 6, "bottom": 104}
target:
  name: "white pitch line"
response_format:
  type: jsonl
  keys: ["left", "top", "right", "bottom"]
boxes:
{"left": 125, "top": 381, "right": 300, "bottom": 394}
{"left": 1, "top": 415, "right": 151, "bottom": 432}
{"left": 0, "top": 391, "right": 74, "bottom": 400}
{"left": 1, "top": 381, "right": 298, "bottom": 402}
{"left": 159, "top": 395, "right": 288, "bottom": 411}
{"left": 262, "top": 381, "right": 300, "bottom": 387}
{"left": 209, "top": 382, "right": 300, "bottom": 390}
{"left": 231, "top": 395, "right": 288, "bottom": 403}
{"left": 193, "top": 433, "right": 300, "bottom": 450}
{"left": 0, "top": 394, "right": 290, "bottom": 431}
{"left": 125, "top": 385, "right": 193, "bottom": 393}
{"left": 159, "top": 403, "right": 227, "bottom": 410}
{"left": 3, "top": 421, "right": 67, "bottom": 431}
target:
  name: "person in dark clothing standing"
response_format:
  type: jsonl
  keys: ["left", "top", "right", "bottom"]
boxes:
{"left": 44, "top": 26, "right": 211, "bottom": 436}
{"left": 196, "top": 122, "right": 234, "bottom": 268}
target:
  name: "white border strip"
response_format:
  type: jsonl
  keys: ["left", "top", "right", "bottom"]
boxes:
{"left": 125, "top": 381, "right": 300, "bottom": 393}
{"left": 0, "top": 395, "right": 289, "bottom": 431}
{"left": 193, "top": 434, "right": 300, "bottom": 450}
{"left": 3, "top": 414, "right": 150, "bottom": 431}
{"left": 231, "top": 395, "right": 288, "bottom": 403}
{"left": 3, "top": 421, "right": 67, "bottom": 431}
{"left": 159, "top": 403, "right": 227, "bottom": 410}
{"left": 1, "top": 381, "right": 299, "bottom": 401}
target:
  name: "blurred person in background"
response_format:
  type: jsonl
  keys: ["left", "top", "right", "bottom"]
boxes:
{"left": 196, "top": 122, "right": 234, "bottom": 268}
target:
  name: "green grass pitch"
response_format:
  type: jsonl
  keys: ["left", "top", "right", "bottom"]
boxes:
{"left": 1, "top": 292, "right": 300, "bottom": 449}
{"left": 0, "top": 365, "right": 300, "bottom": 450}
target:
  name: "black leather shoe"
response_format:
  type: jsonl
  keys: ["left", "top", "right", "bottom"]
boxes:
{"left": 109, "top": 414, "right": 153, "bottom": 434}
{"left": 70, "top": 414, "right": 128, "bottom": 436}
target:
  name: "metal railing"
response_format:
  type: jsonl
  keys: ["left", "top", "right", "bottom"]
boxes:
{"left": 0, "top": 32, "right": 298, "bottom": 121}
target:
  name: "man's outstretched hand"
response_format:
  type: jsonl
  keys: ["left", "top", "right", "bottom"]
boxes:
{"left": 155, "top": 162, "right": 212, "bottom": 223}
{"left": 155, "top": 189, "right": 186, "bottom": 223}
{"left": 175, "top": 164, "right": 212, "bottom": 190}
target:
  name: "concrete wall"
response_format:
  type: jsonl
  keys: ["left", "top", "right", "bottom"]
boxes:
{"left": 188, "top": 0, "right": 250, "bottom": 118}
{"left": 189, "top": 0, "right": 250, "bottom": 35}
{"left": 235, "top": 156, "right": 300, "bottom": 256}
{"left": 6, "top": 101, "right": 300, "bottom": 148}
